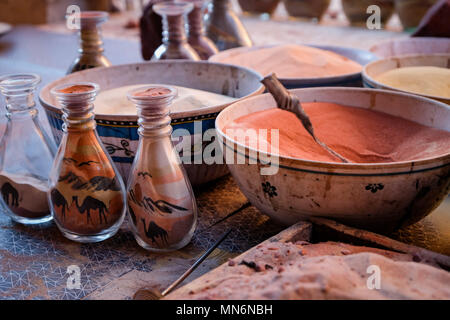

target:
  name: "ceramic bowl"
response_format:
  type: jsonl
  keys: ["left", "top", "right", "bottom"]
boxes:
{"left": 282, "top": 0, "right": 331, "bottom": 20}
{"left": 209, "top": 44, "right": 378, "bottom": 89}
{"left": 370, "top": 37, "right": 450, "bottom": 58}
{"left": 342, "top": 0, "right": 395, "bottom": 26}
{"left": 362, "top": 53, "right": 450, "bottom": 104}
{"left": 394, "top": 0, "right": 439, "bottom": 31}
{"left": 216, "top": 87, "right": 450, "bottom": 232}
{"left": 237, "top": 0, "right": 280, "bottom": 15}
{"left": 39, "top": 61, "right": 264, "bottom": 185}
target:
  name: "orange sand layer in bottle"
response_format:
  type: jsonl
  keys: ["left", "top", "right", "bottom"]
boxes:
{"left": 224, "top": 102, "right": 450, "bottom": 163}
{"left": 51, "top": 131, "right": 124, "bottom": 235}
{"left": 57, "top": 85, "right": 95, "bottom": 94}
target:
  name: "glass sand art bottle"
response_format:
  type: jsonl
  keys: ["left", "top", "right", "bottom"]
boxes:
{"left": 152, "top": 1, "right": 201, "bottom": 60}
{"left": 49, "top": 83, "right": 126, "bottom": 243}
{"left": 185, "top": 0, "right": 219, "bottom": 60}
{"left": 126, "top": 85, "right": 197, "bottom": 252}
{"left": 0, "top": 74, "right": 56, "bottom": 224}
{"left": 67, "top": 11, "right": 112, "bottom": 74}
{"left": 205, "top": 0, "right": 252, "bottom": 51}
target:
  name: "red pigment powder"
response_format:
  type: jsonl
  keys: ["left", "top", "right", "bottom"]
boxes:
{"left": 58, "top": 85, "right": 94, "bottom": 94}
{"left": 224, "top": 102, "right": 450, "bottom": 163}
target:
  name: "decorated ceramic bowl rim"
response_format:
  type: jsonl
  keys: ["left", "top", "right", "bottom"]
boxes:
{"left": 216, "top": 87, "right": 450, "bottom": 171}
{"left": 39, "top": 60, "right": 265, "bottom": 120}
{"left": 209, "top": 44, "right": 375, "bottom": 82}
{"left": 362, "top": 53, "right": 450, "bottom": 102}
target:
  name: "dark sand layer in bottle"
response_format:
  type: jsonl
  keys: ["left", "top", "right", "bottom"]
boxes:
{"left": 0, "top": 173, "right": 49, "bottom": 218}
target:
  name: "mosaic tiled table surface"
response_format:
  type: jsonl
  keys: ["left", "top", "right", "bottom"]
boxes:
{"left": 0, "top": 176, "right": 285, "bottom": 300}
{"left": 0, "top": 174, "right": 448, "bottom": 300}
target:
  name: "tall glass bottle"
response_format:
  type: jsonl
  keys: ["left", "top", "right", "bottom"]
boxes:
{"left": 49, "top": 83, "right": 126, "bottom": 243}
{"left": 205, "top": 0, "right": 252, "bottom": 51}
{"left": 185, "top": 0, "right": 219, "bottom": 60}
{"left": 152, "top": 2, "right": 201, "bottom": 60}
{"left": 67, "top": 11, "right": 112, "bottom": 74}
{"left": 0, "top": 74, "right": 56, "bottom": 224}
{"left": 126, "top": 85, "right": 197, "bottom": 252}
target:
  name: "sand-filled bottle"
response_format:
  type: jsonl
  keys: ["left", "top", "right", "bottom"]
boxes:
{"left": 126, "top": 85, "right": 197, "bottom": 252}
{"left": 185, "top": 0, "right": 219, "bottom": 60}
{"left": 67, "top": 11, "right": 112, "bottom": 74}
{"left": 152, "top": 1, "right": 201, "bottom": 60}
{"left": 205, "top": 0, "right": 252, "bottom": 50}
{"left": 0, "top": 74, "right": 56, "bottom": 224}
{"left": 49, "top": 83, "right": 126, "bottom": 243}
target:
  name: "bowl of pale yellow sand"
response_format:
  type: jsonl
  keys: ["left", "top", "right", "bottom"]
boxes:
{"left": 39, "top": 61, "right": 264, "bottom": 185}
{"left": 209, "top": 44, "right": 378, "bottom": 88}
{"left": 370, "top": 37, "right": 450, "bottom": 58}
{"left": 216, "top": 87, "right": 450, "bottom": 232}
{"left": 362, "top": 54, "right": 450, "bottom": 104}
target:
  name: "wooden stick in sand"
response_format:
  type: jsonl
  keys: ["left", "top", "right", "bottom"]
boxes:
{"left": 261, "top": 73, "right": 350, "bottom": 163}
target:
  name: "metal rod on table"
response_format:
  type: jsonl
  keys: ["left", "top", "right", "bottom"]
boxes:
{"left": 161, "top": 229, "right": 232, "bottom": 297}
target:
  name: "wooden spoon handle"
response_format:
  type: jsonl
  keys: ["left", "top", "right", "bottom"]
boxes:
{"left": 261, "top": 73, "right": 350, "bottom": 164}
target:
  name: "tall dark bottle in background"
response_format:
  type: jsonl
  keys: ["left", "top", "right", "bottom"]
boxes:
{"left": 205, "top": 0, "right": 252, "bottom": 51}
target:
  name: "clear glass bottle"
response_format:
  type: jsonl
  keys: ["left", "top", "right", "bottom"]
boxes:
{"left": 152, "top": 2, "right": 201, "bottom": 60}
{"left": 126, "top": 85, "right": 197, "bottom": 252}
{"left": 185, "top": 0, "right": 219, "bottom": 60}
{"left": 205, "top": 0, "right": 252, "bottom": 51}
{"left": 49, "top": 83, "right": 126, "bottom": 243}
{"left": 0, "top": 74, "right": 56, "bottom": 224}
{"left": 67, "top": 11, "right": 112, "bottom": 74}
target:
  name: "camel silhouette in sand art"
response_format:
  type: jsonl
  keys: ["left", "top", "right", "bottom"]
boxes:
{"left": 51, "top": 189, "right": 69, "bottom": 220}
{"left": 72, "top": 195, "right": 109, "bottom": 224}
{"left": 141, "top": 218, "right": 168, "bottom": 244}
{"left": 1, "top": 182, "right": 19, "bottom": 207}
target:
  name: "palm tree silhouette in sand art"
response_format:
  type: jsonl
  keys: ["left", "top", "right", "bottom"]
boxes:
{"left": 51, "top": 189, "right": 69, "bottom": 220}
{"left": 72, "top": 195, "right": 109, "bottom": 224}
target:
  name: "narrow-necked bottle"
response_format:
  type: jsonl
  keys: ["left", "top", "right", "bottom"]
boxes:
{"left": 152, "top": 1, "right": 201, "bottom": 60}
{"left": 205, "top": 0, "right": 252, "bottom": 51}
{"left": 67, "top": 11, "right": 112, "bottom": 74}
{"left": 0, "top": 74, "right": 56, "bottom": 225}
{"left": 49, "top": 83, "right": 126, "bottom": 243}
{"left": 126, "top": 85, "right": 197, "bottom": 252}
{"left": 185, "top": 0, "right": 219, "bottom": 60}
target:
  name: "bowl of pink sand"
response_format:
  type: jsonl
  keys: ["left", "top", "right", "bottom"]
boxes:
{"left": 209, "top": 44, "right": 378, "bottom": 89}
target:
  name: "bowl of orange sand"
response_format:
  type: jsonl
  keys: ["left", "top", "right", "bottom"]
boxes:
{"left": 209, "top": 44, "right": 378, "bottom": 88}
{"left": 216, "top": 87, "right": 450, "bottom": 232}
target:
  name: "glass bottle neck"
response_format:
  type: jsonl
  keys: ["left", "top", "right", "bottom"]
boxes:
{"left": 79, "top": 27, "right": 104, "bottom": 55}
{"left": 162, "top": 14, "right": 188, "bottom": 45}
{"left": 4, "top": 92, "right": 37, "bottom": 115}
{"left": 211, "top": 0, "right": 231, "bottom": 10}
{"left": 137, "top": 107, "right": 172, "bottom": 138}
{"left": 62, "top": 105, "right": 96, "bottom": 132}
{"left": 188, "top": 6, "right": 205, "bottom": 37}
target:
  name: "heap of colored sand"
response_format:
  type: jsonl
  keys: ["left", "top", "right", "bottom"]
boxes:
{"left": 375, "top": 66, "right": 450, "bottom": 99}
{"left": 224, "top": 102, "right": 450, "bottom": 163}
{"left": 216, "top": 44, "right": 362, "bottom": 78}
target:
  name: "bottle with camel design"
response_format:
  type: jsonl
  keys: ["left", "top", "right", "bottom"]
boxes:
{"left": 49, "top": 82, "right": 126, "bottom": 242}
{"left": 0, "top": 74, "right": 56, "bottom": 224}
{"left": 126, "top": 85, "right": 197, "bottom": 252}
